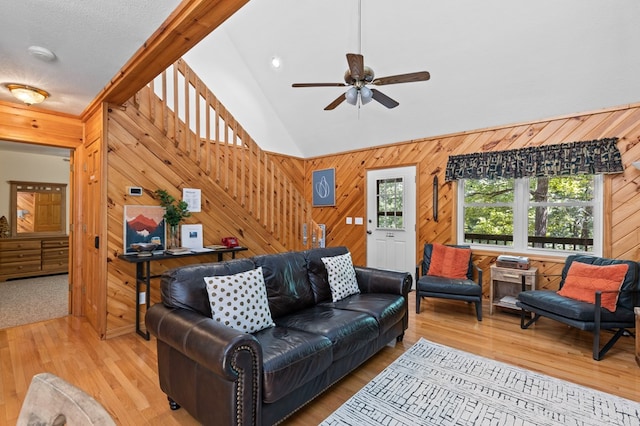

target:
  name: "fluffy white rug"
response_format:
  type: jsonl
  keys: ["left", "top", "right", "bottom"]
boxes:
{"left": 321, "top": 338, "right": 640, "bottom": 426}
{"left": 0, "top": 274, "right": 68, "bottom": 329}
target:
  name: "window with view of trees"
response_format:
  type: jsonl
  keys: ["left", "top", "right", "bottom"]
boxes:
{"left": 376, "top": 177, "right": 404, "bottom": 229}
{"left": 458, "top": 175, "right": 602, "bottom": 255}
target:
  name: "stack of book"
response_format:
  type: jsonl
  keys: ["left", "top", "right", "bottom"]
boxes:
{"left": 165, "top": 247, "right": 192, "bottom": 255}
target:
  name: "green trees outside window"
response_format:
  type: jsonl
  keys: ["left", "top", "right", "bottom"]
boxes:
{"left": 461, "top": 175, "right": 599, "bottom": 254}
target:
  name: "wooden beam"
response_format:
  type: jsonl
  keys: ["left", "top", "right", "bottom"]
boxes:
{"left": 82, "top": 0, "right": 249, "bottom": 119}
{"left": 0, "top": 101, "right": 83, "bottom": 148}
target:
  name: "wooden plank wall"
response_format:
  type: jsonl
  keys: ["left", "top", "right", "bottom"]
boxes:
{"left": 103, "top": 102, "right": 302, "bottom": 337}
{"left": 306, "top": 105, "right": 640, "bottom": 296}
{"left": 102, "top": 82, "right": 640, "bottom": 336}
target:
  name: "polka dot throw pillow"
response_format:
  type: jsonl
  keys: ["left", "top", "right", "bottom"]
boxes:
{"left": 204, "top": 266, "right": 275, "bottom": 333}
{"left": 321, "top": 251, "right": 360, "bottom": 302}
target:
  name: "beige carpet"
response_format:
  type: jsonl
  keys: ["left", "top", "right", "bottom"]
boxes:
{"left": 0, "top": 274, "right": 68, "bottom": 329}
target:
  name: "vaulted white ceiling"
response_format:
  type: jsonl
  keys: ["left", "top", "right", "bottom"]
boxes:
{"left": 2, "top": 0, "right": 640, "bottom": 158}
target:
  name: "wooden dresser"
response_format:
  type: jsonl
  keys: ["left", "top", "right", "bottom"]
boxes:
{"left": 0, "top": 236, "right": 68, "bottom": 281}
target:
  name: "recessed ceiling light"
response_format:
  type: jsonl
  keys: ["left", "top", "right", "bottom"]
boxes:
{"left": 271, "top": 56, "right": 282, "bottom": 69}
{"left": 28, "top": 45, "right": 57, "bottom": 62}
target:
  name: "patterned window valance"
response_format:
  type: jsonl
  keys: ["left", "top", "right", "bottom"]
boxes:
{"left": 445, "top": 137, "right": 623, "bottom": 181}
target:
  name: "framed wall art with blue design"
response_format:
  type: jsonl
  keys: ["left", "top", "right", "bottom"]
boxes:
{"left": 312, "top": 168, "right": 335, "bottom": 207}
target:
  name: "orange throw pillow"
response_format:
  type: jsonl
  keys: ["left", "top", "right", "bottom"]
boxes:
{"left": 427, "top": 243, "right": 471, "bottom": 279}
{"left": 557, "top": 261, "right": 628, "bottom": 312}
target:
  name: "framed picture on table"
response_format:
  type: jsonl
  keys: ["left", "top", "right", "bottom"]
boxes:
{"left": 123, "top": 205, "right": 166, "bottom": 253}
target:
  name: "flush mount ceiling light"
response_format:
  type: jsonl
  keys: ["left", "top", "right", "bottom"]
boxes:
{"left": 5, "top": 83, "right": 50, "bottom": 105}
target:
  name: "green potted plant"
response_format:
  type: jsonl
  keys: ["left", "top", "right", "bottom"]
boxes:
{"left": 155, "top": 189, "right": 191, "bottom": 249}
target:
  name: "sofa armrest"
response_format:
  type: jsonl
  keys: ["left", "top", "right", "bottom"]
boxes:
{"left": 354, "top": 266, "right": 412, "bottom": 297}
{"left": 146, "top": 304, "right": 262, "bottom": 380}
{"left": 146, "top": 304, "right": 263, "bottom": 425}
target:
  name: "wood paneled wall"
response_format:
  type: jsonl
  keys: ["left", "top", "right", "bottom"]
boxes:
{"left": 97, "top": 80, "right": 640, "bottom": 337}
{"left": 103, "top": 101, "right": 304, "bottom": 337}
{"left": 306, "top": 105, "right": 640, "bottom": 296}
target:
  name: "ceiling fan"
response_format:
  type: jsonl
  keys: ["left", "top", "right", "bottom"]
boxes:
{"left": 292, "top": 53, "right": 431, "bottom": 110}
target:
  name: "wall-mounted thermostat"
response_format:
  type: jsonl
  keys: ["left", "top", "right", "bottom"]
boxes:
{"left": 127, "top": 186, "right": 143, "bottom": 196}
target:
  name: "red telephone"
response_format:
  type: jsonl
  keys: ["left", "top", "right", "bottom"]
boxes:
{"left": 221, "top": 236, "right": 239, "bottom": 248}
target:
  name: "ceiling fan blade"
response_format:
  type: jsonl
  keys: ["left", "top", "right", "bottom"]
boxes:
{"left": 346, "top": 53, "right": 364, "bottom": 81}
{"left": 292, "top": 83, "right": 346, "bottom": 88}
{"left": 372, "top": 71, "right": 431, "bottom": 86}
{"left": 371, "top": 89, "right": 399, "bottom": 109}
{"left": 324, "top": 93, "right": 347, "bottom": 110}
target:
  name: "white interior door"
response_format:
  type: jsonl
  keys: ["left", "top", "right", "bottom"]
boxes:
{"left": 366, "top": 166, "right": 416, "bottom": 277}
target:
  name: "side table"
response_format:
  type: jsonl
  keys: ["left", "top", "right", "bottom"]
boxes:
{"left": 490, "top": 265, "right": 537, "bottom": 314}
{"left": 121, "top": 246, "right": 248, "bottom": 339}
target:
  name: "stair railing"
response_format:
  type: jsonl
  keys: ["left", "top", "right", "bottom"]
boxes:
{"left": 131, "top": 59, "right": 320, "bottom": 250}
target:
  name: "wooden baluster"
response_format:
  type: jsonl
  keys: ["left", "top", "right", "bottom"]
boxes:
{"left": 148, "top": 79, "right": 155, "bottom": 124}
{"left": 214, "top": 98, "right": 221, "bottom": 183}
{"left": 204, "top": 91, "right": 211, "bottom": 175}
{"left": 232, "top": 121, "right": 239, "bottom": 199}
{"left": 248, "top": 139, "right": 254, "bottom": 215}
{"left": 256, "top": 149, "right": 262, "bottom": 222}
{"left": 161, "top": 69, "right": 168, "bottom": 135}
{"left": 172, "top": 62, "right": 179, "bottom": 146}
{"left": 183, "top": 65, "right": 190, "bottom": 155}
{"left": 195, "top": 81, "right": 202, "bottom": 165}
{"left": 240, "top": 131, "right": 247, "bottom": 207}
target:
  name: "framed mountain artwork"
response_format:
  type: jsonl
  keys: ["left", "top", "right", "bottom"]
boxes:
{"left": 123, "top": 205, "right": 166, "bottom": 253}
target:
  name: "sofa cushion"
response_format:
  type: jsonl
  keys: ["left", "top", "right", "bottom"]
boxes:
{"left": 517, "top": 290, "right": 636, "bottom": 323}
{"left": 320, "top": 293, "right": 406, "bottom": 336}
{"left": 275, "top": 305, "right": 379, "bottom": 360}
{"left": 161, "top": 259, "right": 257, "bottom": 316}
{"left": 322, "top": 251, "right": 360, "bottom": 302}
{"left": 255, "top": 327, "right": 333, "bottom": 404}
{"left": 558, "top": 261, "right": 628, "bottom": 312}
{"left": 204, "top": 266, "right": 275, "bottom": 333}
{"left": 416, "top": 275, "right": 481, "bottom": 296}
{"left": 253, "top": 252, "right": 315, "bottom": 319}
{"left": 305, "top": 246, "right": 349, "bottom": 303}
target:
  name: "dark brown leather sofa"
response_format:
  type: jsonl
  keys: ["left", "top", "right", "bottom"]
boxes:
{"left": 145, "top": 246, "right": 412, "bottom": 425}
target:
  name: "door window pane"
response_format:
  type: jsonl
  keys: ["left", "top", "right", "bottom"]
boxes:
{"left": 377, "top": 178, "right": 404, "bottom": 229}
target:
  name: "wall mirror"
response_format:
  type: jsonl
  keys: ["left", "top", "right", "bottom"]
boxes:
{"left": 9, "top": 181, "right": 67, "bottom": 236}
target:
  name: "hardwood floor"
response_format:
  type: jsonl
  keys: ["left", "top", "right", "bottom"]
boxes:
{"left": 1, "top": 295, "right": 638, "bottom": 425}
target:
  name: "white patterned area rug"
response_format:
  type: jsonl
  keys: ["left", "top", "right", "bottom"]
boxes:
{"left": 321, "top": 338, "right": 640, "bottom": 426}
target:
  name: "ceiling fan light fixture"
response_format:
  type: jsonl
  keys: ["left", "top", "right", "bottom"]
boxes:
{"left": 360, "top": 86, "right": 373, "bottom": 104}
{"left": 5, "top": 83, "right": 50, "bottom": 105}
{"left": 345, "top": 87, "right": 358, "bottom": 105}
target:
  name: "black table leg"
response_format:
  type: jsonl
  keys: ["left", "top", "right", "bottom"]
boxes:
{"left": 135, "top": 261, "right": 150, "bottom": 340}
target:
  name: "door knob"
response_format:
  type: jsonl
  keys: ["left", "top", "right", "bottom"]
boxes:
{"left": 366, "top": 230, "right": 372, "bottom": 234}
